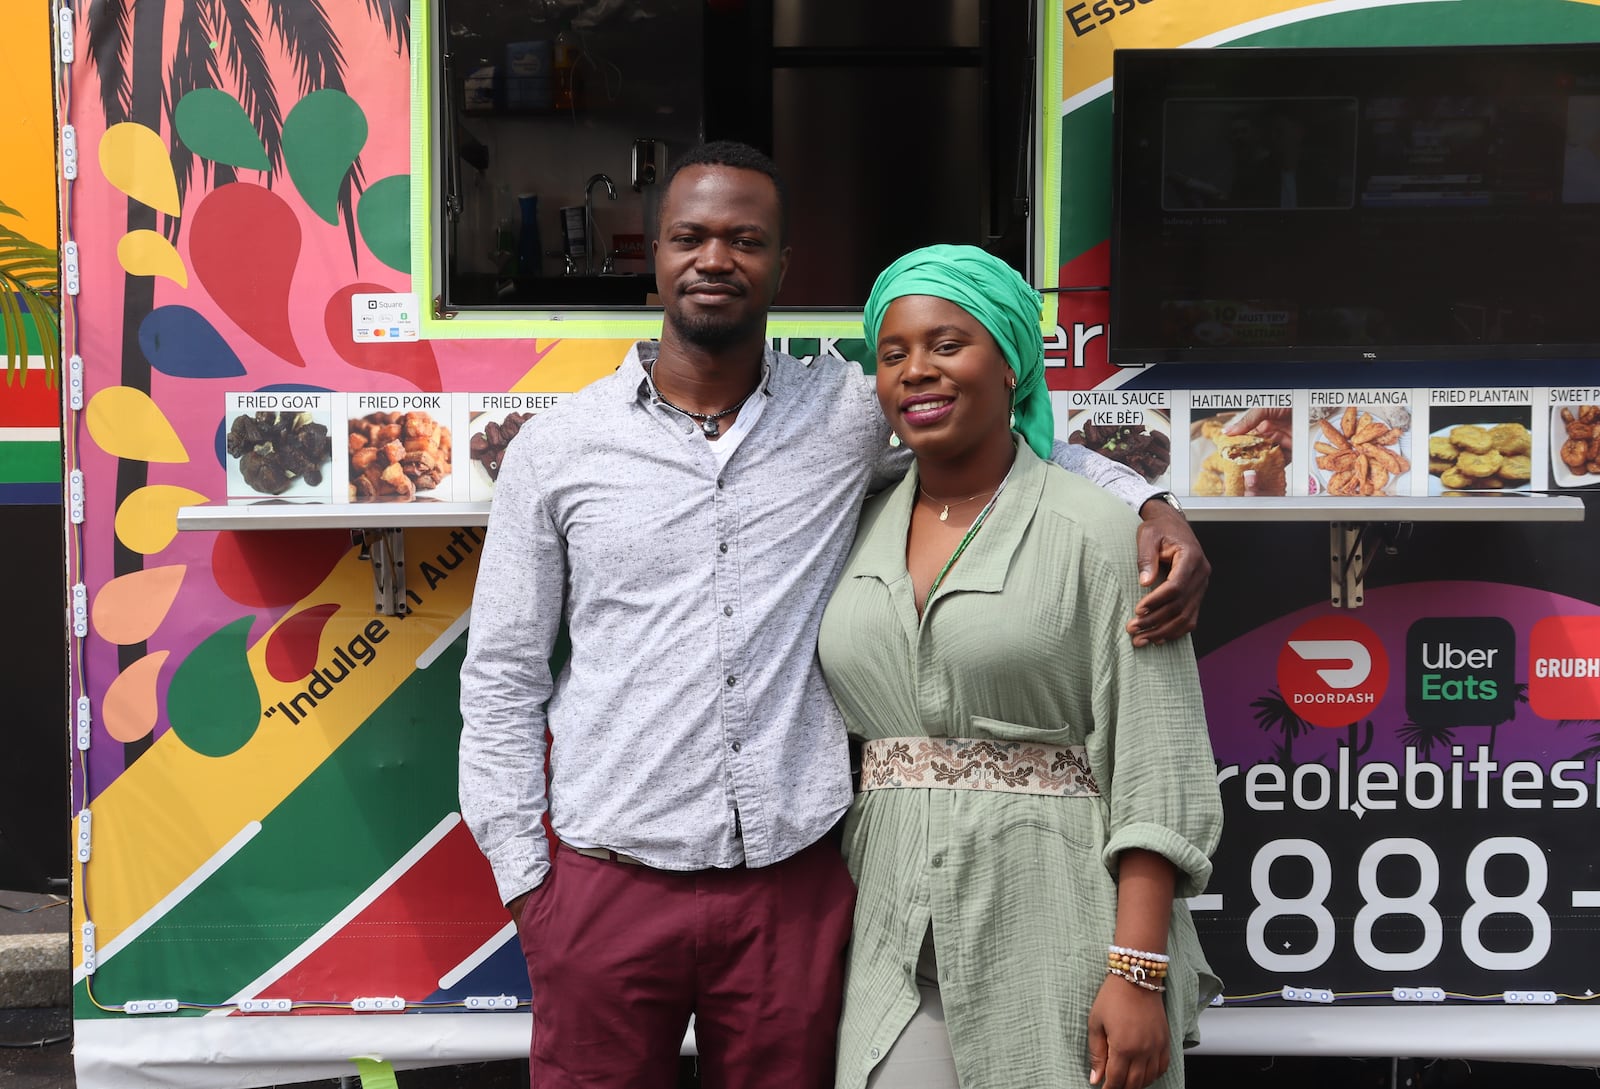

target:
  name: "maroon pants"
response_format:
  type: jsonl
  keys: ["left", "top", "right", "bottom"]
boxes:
{"left": 516, "top": 839, "right": 856, "bottom": 1089}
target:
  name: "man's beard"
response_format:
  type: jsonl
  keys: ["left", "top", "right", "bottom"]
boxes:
{"left": 666, "top": 301, "right": 765, "bottom": 350}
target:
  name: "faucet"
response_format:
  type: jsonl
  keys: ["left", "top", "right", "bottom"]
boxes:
{"left": 584, "top": 173, "right": 617, "bottom": 274}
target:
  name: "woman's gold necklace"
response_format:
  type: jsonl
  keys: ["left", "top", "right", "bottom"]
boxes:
{"left": 919, "top": 485, "right": 999, "bottom": 522}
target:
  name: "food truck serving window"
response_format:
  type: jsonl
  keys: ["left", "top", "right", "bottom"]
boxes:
{"left": 424, "top": 0, "right": 1048, "bottom": 329}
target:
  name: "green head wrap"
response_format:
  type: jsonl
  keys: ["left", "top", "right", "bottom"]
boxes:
{"left": 863, "top": 243, "right": 1053, "bottom": 459}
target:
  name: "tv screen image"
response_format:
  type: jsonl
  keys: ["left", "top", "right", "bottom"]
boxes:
{"left": 1110, "top": 44, "right": 1600, "bottom": 364}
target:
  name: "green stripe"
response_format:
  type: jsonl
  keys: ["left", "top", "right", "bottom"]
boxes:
{"left": 0, "top": 441, "right": 61, "bottom": 484}
{"left": 1060, "top": 97, "right": 1114, "bottom": 267}
{"left": 1230, "top": 0, "right": 1600, "bottom": 48}
{"left": 75, "top": 636, "right": 471, "bottom": 1016}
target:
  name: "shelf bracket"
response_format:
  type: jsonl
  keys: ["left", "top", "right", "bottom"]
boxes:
{"left": 1328, "top": 522, "right": 1411, "bottom": 608}
{"left": 355, "top": 529, "right": 409, "bottom": 617}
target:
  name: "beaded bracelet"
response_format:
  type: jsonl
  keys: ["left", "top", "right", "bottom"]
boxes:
{"left": 1107, "top": 946, "right": 1169, "bottom": 986}
{"left": 1109, "top": 944, "right": 1169, "bottom": 963}
{"left": 1107, "top": 967, "right": 1166, "bottom": 993}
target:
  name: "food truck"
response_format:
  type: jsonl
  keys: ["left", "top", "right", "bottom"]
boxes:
{"left": 26, "top": 0, "right": 1600, "bottom": 1084}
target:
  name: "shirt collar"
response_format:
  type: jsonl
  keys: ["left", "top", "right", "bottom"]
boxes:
{"left": 623, "top": 340, "right": 783, "bottom": 406}
{"left": 849, "top": 440, "right": 1050, "bottom": 598}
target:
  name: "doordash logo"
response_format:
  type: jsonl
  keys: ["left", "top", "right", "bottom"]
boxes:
{"left": 1277, "top": 615, "right": 1390, "bottom": 727}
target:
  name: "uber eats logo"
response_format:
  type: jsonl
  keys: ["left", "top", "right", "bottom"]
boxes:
{"left": 1406, "top": 617, "right": 1515, "bottom": 726}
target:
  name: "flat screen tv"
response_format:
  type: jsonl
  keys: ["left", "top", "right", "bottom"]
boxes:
{"left": 1109, "top": 43, "right": 1600, "bottom": 364}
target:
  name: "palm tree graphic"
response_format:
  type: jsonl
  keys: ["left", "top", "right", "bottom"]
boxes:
{"left": 1250, "top": 688, "right": 1311, "bottom": 766}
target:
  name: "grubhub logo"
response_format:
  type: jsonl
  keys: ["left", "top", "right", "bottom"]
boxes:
{"left": 1276, "top": 615, "right": 1390, "bottom": 727}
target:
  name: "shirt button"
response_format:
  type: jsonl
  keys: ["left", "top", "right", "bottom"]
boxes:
{"left": 726, "top": 675, "right": 737, "bottom": 687}
{"left": 870, "top": 1048, "right": 880, "bottom": 1059}
{"left": 716, "top": 478, "right": 724, "bottom": 489}
{"left": 731, "top": 741, "right": 741, "bottom": 753}
{"left": 931, "top": 855, "right": 943, "bottom": 868}
{"left": 719, "top": 542, "right": 729, "bottom": 553}
{"left": 723, "top": 605, "right": 733, "bottom": 617}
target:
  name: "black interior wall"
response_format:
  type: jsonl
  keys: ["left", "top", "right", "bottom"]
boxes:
{"left": 0, "top": 503, "right": 68, "bottom": 892}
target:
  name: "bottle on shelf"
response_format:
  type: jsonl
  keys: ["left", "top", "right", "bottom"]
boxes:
{"left": 552, "top": 27, "right": 577, "bottom": 111}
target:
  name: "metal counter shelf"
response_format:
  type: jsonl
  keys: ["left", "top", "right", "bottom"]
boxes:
{"left": 1180, "top": 495, "right": 1585, "bottom": 522}
{"left": 176, "top": 502, "right": 494, "bottom": 532}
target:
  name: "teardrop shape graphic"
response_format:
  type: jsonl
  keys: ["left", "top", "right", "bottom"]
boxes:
{"left": 174, "top": 88, "right": 271, "bottom": 171}
{"left": 86, "top": 386, "right": 190, "bottom": 463}
{"left": 357, "top": 175, "right": 410, "bottom": 272}
{"left": 282, "top": 90, "right": 368, "bottom": 225}
{"left": 102, "top": 651, "right": 172, "bottom": 743}
{"left": 212, "top": 528, "right": 351, "bottom": 606}
{"left": 114, "top": 485, "right": 210, "bottom": 555}
{"left": 117, "top": 230, "right": 190, "bottom": 287}
{"left": 265, "top": 603, "right": 341, "bottom": 682}
{"left": 190, "top": 183, "right": 305, "bottom": 367}
{"left": 99, "top": 123, "right": 182, "bottom": 215}
{"left": 140, "top": 305, "right": 247, "bottom": 379}
{"left": 167, "top": 617, "right": 262, "bottom": 758}
{"left": 92, "top": 565, "right": 188, "bottom": 645}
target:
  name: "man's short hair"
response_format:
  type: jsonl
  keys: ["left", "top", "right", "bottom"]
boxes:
{"left": 661, "top": 141, "right": 788, "bottom": 241}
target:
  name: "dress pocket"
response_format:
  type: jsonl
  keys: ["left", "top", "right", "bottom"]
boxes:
{"left": 968, "top": 714, "right": 1078, "bottom": 747}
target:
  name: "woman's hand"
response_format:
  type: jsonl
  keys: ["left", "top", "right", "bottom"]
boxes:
{"left": 1129, "top": 499, "right": 1210, "bottom": 646}
{"left": 1087, "top": 972, "right": 1171, "bottom": 1089}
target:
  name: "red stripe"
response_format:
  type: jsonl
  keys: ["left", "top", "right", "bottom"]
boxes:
{"left": 0, "top": 376, "right": 61, "bottom": 427}
{"left": 244, "top": 821, "right": 512, "bottom": 1011}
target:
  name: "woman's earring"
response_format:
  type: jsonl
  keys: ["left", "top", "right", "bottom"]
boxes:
{"left": 889, "top": 432, "right": 901, "bottom": 448}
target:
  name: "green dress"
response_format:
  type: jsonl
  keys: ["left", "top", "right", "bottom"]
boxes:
{"left": 817, "top": 443, "right": 1223, "bottom": 1089}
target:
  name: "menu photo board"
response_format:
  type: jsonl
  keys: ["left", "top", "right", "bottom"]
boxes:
{"left": 464, "top": 392, "right": 569, "bottom": 501}
{"left": 1421, "top": 387, "right": 1542, "bottom": 495}
{"left": 1053, "top": 388, "right": 1173, "bottom": 492}
{"left": 1549, "top": 386, "right": 1600, "bottom": 489}
{"left": 1306, "top": 388, "right": 1418, "bottom": 497}
{"left": 1180, "top": 389, "right": 1297, "bottom": 498}
{"left": 345, "top": 392, "right": 462, "bottom": 503}
{"left": 222, "top": 392, "right": 338, "bottom": 505}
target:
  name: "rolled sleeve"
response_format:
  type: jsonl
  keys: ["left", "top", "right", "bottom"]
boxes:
{"left": 1084, "top": 540, "right": 1223, "bottom": 901}
{"left": 1102, "top": 821, "right": 1215, "bottom": 900}
{"left": 458, "top": 433, "right": 567, "bottom": 904}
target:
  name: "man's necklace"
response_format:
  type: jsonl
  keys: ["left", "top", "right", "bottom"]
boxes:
{"left": 919, "top": 484, "right": 999, "bottom": 522}
{"left": 647, "top": 364, "right": 758, "bottom": 437}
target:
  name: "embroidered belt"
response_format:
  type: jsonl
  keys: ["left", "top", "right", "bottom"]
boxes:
{"left": 859, "top": 736, "right": 1100, "bottom": 798}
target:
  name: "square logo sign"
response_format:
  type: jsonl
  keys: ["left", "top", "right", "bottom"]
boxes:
{"left": 1405, "top": 616, "right": 1515, "bottom": 727}
{"left": 351, "top": 292, "right": 420, "bottom": 341}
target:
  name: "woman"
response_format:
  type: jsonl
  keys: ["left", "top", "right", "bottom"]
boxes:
{"left": 818, "top": 245, "right": 1222, "bottom": 1089}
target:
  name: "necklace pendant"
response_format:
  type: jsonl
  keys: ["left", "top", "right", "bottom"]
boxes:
{"left": 939, "top": 505, "right": 950, "bottom": 521}
{"left": 701, "top": 417, "right": 720, "bottom": 437}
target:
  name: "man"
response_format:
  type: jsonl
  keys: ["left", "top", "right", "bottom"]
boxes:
{"left": 459, "top": 141, "right": 1208, "bottom": 1089}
